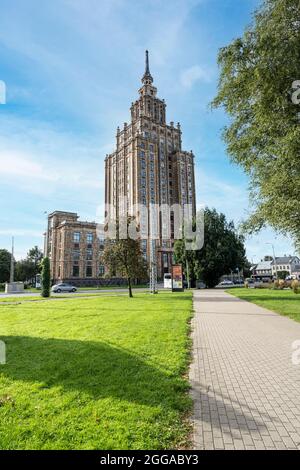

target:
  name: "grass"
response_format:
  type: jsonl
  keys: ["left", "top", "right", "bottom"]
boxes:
{"left": 0, "top": 292, "right": 132, "bottom": 303}
{"left": 228, "top": 287, "right": 300, "bottom": 323}
{"left": 0, "top": 292, "right": 193, "bottom": 450}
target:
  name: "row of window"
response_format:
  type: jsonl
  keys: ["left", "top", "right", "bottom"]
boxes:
{"left": 73, "top": 232, "right": 93, "bottom": 243}
{"left": 71, "top": 265, "right": 105, "bottom": 278}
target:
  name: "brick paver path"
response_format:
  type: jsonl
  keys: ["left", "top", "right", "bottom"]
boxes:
{"left": 190, "top": 289, "right": 300, "bottom": 450}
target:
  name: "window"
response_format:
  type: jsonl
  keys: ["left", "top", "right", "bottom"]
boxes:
{"left": 87, "top": 233, "right": 93, "bottom": 244}
{"left": 86, "top": 265, "right": 93, "bottom": 277}
{"left": 73, "top": 232, "right": 81, "bottom": 243}
{"left": 86, "top": 249, "right": 93, "bottom": 260}
{"left": 99, "top": 265, "right": 105, "bottom": 276}
{"left": 99, "top": 237, "right": 105, "bottom": 251}
{"left": 73, "top": 250, "right": 80, "bottom": 260}
{"left": 72, "top": 265, "right": 79, "bottom": 277}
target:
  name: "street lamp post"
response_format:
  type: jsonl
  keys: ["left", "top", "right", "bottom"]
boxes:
{"left": 10, "top": 236, "right": 14, "bottom": 283}
{"left": 266, "top": 242, "right": 278, "bottom": 279}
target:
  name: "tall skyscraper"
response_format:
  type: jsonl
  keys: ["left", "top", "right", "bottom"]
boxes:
{"left": 105, "top": 51, "right": 196, "bottom": 278}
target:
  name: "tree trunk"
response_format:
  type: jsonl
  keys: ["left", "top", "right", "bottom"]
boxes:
{"left": 128, "top": 277, "right": 133, "bottom": 298}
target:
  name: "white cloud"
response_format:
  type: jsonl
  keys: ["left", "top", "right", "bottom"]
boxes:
{"left": 180, "top": 65, "right": 212, "bottom": 89}
{"left": 0, "top": 117, "right": 105, "bottom": 196}
{"left": 0, "top": 151, "right": 57, "bottom": 181}
{"left": 0, "top": 229, "right": 42, "bottom": 237}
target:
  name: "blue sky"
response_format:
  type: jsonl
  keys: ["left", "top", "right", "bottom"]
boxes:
{"left": 0, "top": 0, "right": 296, "bottom": 262}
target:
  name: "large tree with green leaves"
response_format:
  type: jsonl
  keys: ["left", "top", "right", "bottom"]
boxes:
{"left": 0, "top": 249, "right": 11, "bottom": 283}
{"left": 174, "top": 208, "right": 248, "bottom": 288}
{"left": 212, "top": 0, "right": 300, "bottom": 247}
{"left": 102, "top": 217, "right": 148, "bottom": 297}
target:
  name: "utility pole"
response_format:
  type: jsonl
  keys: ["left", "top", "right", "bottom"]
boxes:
{"left": 149, "top": 239, "right": 158, "bottom": 294}
{"left": 186, "top": 258, "right": 190, "bottom": 289}
{"left": 44, "top": 211, "right": 48, "bottom": 257}
{"left": 266, "top": 242, "right": 278, "bottom": 279}
{"left": 10, "top": 236, "right": 14, "bottom": 283}
{"left": 149, "top": 204, "right": 157, "bottom": 295}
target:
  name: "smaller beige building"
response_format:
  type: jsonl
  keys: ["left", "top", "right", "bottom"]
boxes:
{"left": 45, "top": 211, "right": 105, "bottom": 285}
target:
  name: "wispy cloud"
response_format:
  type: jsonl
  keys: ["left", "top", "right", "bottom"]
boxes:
{"left": 180, "top": 65, "right": 213, "bottom": 88}
{"left": 0, "top": 228, "right": 42, "bottom": 237}
{"left": 0, "top": 116, "right": 105, "bottom": 196}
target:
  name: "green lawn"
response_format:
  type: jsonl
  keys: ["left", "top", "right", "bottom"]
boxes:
{"left": 228, "top": 288, "right": 300, "bottom": 323}
{"left": 0, "top": 293, "right": 193, "bottom": 450}
{"left": 0, "top": 292, "right": 130, "bottom": 303}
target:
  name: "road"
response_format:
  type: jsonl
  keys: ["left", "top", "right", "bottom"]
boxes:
{"left": 0, "top": 286, "right": 164, "bottom": 298}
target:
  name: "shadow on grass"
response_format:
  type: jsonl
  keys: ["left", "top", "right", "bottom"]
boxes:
{"left": 0, "top": 336, "right": 189, "bottom": 411}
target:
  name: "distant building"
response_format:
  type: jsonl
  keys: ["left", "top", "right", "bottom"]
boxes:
{"left": 252, "top": 260, "right": 273, "bottom": 279}
{"left": 271, "top": 256, "right": 300, "bottom": 277}
{"left": 45, "top": 211, "right": 105, "bottom": 285}
{"left": 251, "top": 255, "right": 300, "bottom": 279}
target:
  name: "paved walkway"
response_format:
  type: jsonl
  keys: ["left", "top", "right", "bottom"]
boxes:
{"left": 190, "top": 289, "right": 300, "bottom": 450}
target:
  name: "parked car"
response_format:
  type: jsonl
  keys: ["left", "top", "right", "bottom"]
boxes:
{"left": 51, "top": 283, "right": 77, "bottom": 293}
{"left": 216, "top": 280, "right": 234, "bottom": 287}
{"left": 196, "top": 281, "right": 206, "bottom": 289}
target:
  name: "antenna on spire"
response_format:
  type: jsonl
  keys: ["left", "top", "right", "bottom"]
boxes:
{"left": 145, "top": 50, "right": 150, "bottom": 74}
{"left": 142, "top": 50, "right": 153, "bottom": 84}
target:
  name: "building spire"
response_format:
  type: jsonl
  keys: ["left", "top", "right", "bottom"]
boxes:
{"left": 145, "top": 50, "right": 150, "bottom": 74}
{"left": 142, "top": 50, "right": 153, "bottom": 84}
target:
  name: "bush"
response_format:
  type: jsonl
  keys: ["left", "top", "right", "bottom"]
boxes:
{"left": 278, "top": 279, "right": 285, "bottom": 290}
{"left": 273, "top": 279, "right": 280, "bottom": 289}
{"left": 41, "top": 257, "right": 51, "bottom": 298}
{"left": 291, "top": 279, "right": 299, "bottom": 294}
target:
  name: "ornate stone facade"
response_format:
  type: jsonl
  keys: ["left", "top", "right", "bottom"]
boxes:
{"left": 105, "top": 51, "right": 196, "bottom": 277}
{"left": 46, "top": 211, "right": 105, "bottom": 285}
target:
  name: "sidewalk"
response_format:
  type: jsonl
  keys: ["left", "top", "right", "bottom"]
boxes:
{"left": 190, "top": 289, "right": 300, "bottom": 450}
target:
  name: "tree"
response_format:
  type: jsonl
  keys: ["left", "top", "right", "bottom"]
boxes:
{"left": 15, "top": 259, "right": 36, "bottom": 282}
{"left": 0, "top": 249, "right": 11, "bottom": 283}
{"left": 14, "top": 246, "right": 43, "bottom": 283}
{"left": 277, "top": 270, "right": 289, "bottom": 280}
{"left": 102, "top": 217, "right": 148, "bottom": 297}
{"left": 212, "top": 0, "right": 300, "bottom": 247}
{"left": 41, "top": 257, "right": 51, "bottom": 298}
{"left": 27, "top": 246, "right": 43, "bottom": 271}
{"left": 174, "top": 208, "right": 248, "bottom": 288}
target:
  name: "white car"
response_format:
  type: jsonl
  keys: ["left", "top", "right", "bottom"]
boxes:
{"left": 51, "top": 283, "right": 77, "bottom": 293}
{"left": 217, "top": 280, "right": 234, "bottom": 287}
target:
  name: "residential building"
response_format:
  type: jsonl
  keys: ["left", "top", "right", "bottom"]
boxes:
{"left": 45, "top": 211, "right": 105, "bottom": 285}
{"left": 104, "top": 51, "right": 196, "bottom": 278}
{"left": 271, "top": 256, "right": 300, "bottom": 277}
{"left": 251, "top": 255, "right": 300, "bottom": 279}
{"left": 252, "top": 260, "right": 273, "bottom": 279}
